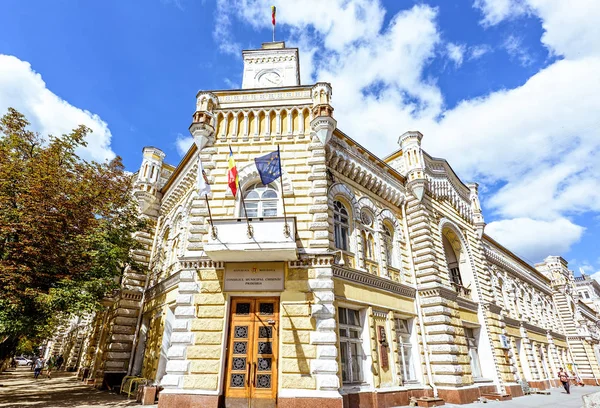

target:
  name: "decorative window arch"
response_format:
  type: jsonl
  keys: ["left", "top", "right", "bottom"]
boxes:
{"left": 334, "top": 200, "right": 350, "bottom": 252}
{"left": 439, "top": 219, "right": 475, "bottom": 299}
{"left": 243, "top": 183, "right": 279, "bottom": 218}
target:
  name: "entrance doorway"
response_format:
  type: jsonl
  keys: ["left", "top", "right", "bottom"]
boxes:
{"left": 224, "top": 297, "right": 279, "bottom": 408}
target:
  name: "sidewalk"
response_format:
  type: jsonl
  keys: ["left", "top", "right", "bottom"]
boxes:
{"left": 442, "top": 385, "right": 600, "bottom": 408}
{"left": 0, "top": 367, "right": 147, "bottom": 408}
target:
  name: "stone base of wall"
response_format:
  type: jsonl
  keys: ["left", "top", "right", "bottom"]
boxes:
{"left": 505, "top": 384, "right": 524, "bottom": 398}
{"left": 528, "top": 380, "right": 551, "bottom": 390}
{"left": 437, "top": 387, "right": 481, "bottom": 404}
{"left": 582, "top": 378, "right": 598, "bottom": 386}
{"left": 158, "top": 393, "right": 220, "bottom": 408}
{"left": 279, "top": 397, "right": 343, "bottom": 408}
{"left": 341, "top": 388, "right": 432, "bottom": 408}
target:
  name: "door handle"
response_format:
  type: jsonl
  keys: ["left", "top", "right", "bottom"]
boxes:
{"left": 253, "top": 362, "right": 257, "bottom": 387}
{"left": 247, "top": 362, "right": 251, "bottom": 387}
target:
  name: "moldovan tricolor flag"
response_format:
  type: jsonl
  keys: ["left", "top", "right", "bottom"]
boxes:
{"left": 227, "top": 146, "right": 239, "bottom": 197}
{"left": 271, "top": 6, "right": 276, "bottom": 26}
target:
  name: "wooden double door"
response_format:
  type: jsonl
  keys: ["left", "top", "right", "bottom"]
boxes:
{"left": 224, "top": 297, "right": 279, "bottom": 408}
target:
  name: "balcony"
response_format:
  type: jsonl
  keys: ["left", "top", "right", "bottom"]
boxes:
{"left": 451, "top": 281, "right": 472, "bottom": 299}
{"left": 204, "top": 216, "right": 297, "bottom": 262}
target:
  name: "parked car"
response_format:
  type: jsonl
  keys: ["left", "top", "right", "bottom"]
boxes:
{"left": 14, "top": 356, "right": 32, "bottom": 366}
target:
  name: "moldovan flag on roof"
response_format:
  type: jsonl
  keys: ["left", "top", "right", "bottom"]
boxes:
{"left": 227, "top": 146, "right": 239, "bottom": 197}
{"left": 271, "top": 6, "right": 276, "bottom": 26}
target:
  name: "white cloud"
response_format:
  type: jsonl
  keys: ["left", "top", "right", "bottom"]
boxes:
{"left": 213, "top": 0, "right": 600, "bottom": 262}
{"left": 486, "top": 218, "right": 585, "bottom": 261}
{"left": 473, "top": 0, "right": 530, "bottom": 26}
{"left": 475, "top": 0, "right": 600, "bottom": 58}
{"left": 0, "top": 54, "right": 115, "bottom": 162}
{"left": 446, "top": 43, "right": 466, "bottom": 67}
{"left": 502, "top": 35, "right": 533, "bottom": 66}
{"left": 175, "top": 133, "right": 193, "bottom": 156}
{"left": 469, "top": 44, "right": 492, "bottom": 60}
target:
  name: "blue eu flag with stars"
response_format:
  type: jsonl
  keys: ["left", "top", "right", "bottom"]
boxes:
{"left": 255, "top": 148, "right": 281, "bottom": 185}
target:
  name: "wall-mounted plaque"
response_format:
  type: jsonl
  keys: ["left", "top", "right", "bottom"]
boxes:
{"left": 224, "top": 262, "right": 285, "bottom": 291}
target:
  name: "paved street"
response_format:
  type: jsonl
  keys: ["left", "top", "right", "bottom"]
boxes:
{"left": 442, "top": 385, "right": 600, "bottom": 408}
{"left": 2, "top": 366, "right": 600, "bottom": 408}
{"left": 0, "top": 367, "right": 146, "bottom": 408}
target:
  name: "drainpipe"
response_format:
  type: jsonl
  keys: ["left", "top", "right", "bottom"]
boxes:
{"left": 402, "top": 201, "right": 438, "bottom": 398}
{"left": 127, "top": 215, "right": 163, "bottom": 376}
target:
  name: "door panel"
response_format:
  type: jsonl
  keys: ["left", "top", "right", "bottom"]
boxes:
{"left": 225, "top": 298, "right": 278, "bottom": 408}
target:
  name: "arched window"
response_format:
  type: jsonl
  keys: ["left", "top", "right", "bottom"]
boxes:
{"left": 442, "top": 234, "right": 463, "bottom": 288}
{"left": 243, "top": 183, "right": 278, "bottom": 217}
{"left": 334, "top": 200, "right": 350, "bottom": 251}
{"left": 383, "top": 223, "right": 395, "bottom": 268}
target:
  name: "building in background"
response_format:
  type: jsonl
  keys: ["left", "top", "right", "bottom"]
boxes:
{"left": 58, "top": 42, "right": 600, "bottom": 407}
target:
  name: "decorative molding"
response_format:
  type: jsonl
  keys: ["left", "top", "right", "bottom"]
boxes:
{"left": 332, "top": 266, "right": 415, "bottom": 299}
{"left": 522, "top": 321, "right": 548, "bottom": 336}
{"left": 326, "top": 137, "right": 405, "bottom": 206}
{"left": 504, "top": 316, "right": 521, "bottom": 328}
{"left": 217, "top": 91, "right": 311, "bottom": 103}
{"left": 457, "top": 296, "right": 480, "bottom": 312}
{"left": 484, "top": 243, "right": 553, "bottom": 296}
{"left": 146, "top": 270, "right": 181, "bottom": 300}
{"left": 289, "top": 255, "right": 335, "bottom": 269}
{"left": 485, "top": 302, "right": 503, "bottom": 315}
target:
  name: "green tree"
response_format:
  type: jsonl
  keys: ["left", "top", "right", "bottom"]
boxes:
{"left": 0, "top": 108, "right": 145, "bottom": 359}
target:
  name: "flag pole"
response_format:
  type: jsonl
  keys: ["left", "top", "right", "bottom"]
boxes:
{"left": 205, "top": 194, "right": 216, "bottom": 239}
{"left": 238, "top": 183, "right": 253, "bottom": 239}
{"left": 277, "top": 145, "right": 290, "bottom": 238}
{"left": 230, "top": 145, "right": 253, "bottom": 238}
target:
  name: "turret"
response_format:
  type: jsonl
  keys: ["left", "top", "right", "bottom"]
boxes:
{"left": 399, "top": 131, "right": 426, "bottom": 201}
{"left": 468, "top": 183, "right": 486, "bottom": 238}
{"left": 310, "top": 82, "right": 336, "bottom": 145}
{"left": 190, "top": 92, "right": 218, "bottom": 150}
{"left": 134, "top": 146, "right": 165, "bottom": 217}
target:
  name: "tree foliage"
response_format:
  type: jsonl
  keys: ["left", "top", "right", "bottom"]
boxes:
{"left": 0, "top": 108, "right": 145, "bottom": 352}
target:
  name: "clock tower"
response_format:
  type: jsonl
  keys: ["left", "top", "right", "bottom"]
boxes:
{"left": 241, "top": 41, "right": 300, "bottom": 89}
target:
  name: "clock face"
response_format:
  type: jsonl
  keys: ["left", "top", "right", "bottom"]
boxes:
{"left": 258, "top": 71, "right": 282, "bottom": 87}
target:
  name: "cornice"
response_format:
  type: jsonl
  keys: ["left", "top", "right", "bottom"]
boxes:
{"left": 327, "top": 137, "right": 405, "bottom": 207}
{"left": 332, "top": 266, "right": 416, "bottom": 299}
{"left": 484, "top": 242, "right": 553, "bottom": 296}
{"left": 485, "top": 302, "right": 503, "bottom": 315}
{"left": 504, "top": 316, "right": 521, "bottom": 328}
{"left": 146, "top": 270, "right": 181, "bottom": 300}
{"left": 522, "top": 321, "right": 547, "bottom": 335}
{"left": 457, "top": 296, "right": 480, "bottom": 312}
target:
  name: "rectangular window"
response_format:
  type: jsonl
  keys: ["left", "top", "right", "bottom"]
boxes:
{"left": 339, "top": 307, "right": 363, "bottom": 383}
{"left": 396, "top": 318, "right": 416, "bottom": 383}
{"left": 465, "top": 328, "right": 482, "bottom": 378}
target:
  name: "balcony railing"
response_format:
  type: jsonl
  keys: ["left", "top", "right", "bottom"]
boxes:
{"left": 204, "top": 216, "right": 297, "bottom": 262}
{"left": 451, "top": 281, "right": 472, "bottom": 299}
{"left": 365, "top": 259, "right": 379, "bottom": 276}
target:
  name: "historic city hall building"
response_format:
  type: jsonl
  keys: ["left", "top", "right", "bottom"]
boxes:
{"left": 48, "top": 42, "right": 600, "bottom": 407}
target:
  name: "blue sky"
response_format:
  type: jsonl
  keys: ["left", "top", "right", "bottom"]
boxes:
{"left": 1, "top": 0, "right": 599, "bottom": 275}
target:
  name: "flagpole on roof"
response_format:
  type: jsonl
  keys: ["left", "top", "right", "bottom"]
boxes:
{"left": 277, "top": 145, "right": 290, "bottom": 237}
{"left": 271, "top": 6, "right": 276, "bottom": 42}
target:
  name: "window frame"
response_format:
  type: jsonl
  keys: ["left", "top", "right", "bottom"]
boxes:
{"left": 241, "top": 182, "right": 279, "bottom": 218}
{"left": 395, "top": 318, "right": 417, "bottom": 384}
{"left": 339, "top": 307, "right": 364, "bottom": 384}
{"left": 333, "top": 200, "right": 350, "bottom": 252}
{"left": 383, "top": 223, "right": 395, "bottom": 268}
{"left": 465, "top": 327, "right": 482, "bottom": 379}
